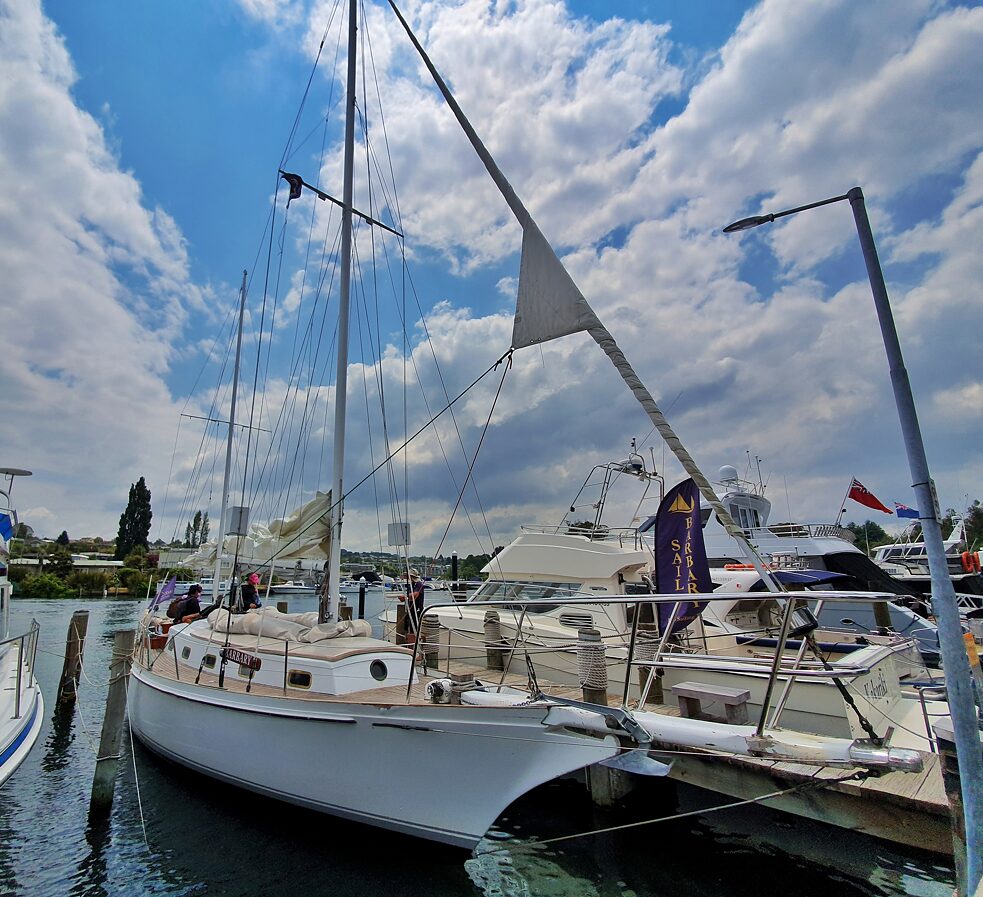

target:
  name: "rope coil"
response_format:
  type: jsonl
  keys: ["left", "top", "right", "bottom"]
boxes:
{"left": 576, "top": 627, "right": 607, "bottom": 690}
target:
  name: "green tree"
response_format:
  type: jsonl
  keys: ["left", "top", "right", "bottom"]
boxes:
{"left": 21, "top": 572, "right": 73, "bottom": 600}
{"left": 964, "top": 500, "right": 982, "bottom": 550}
{"left": 124, "top": 546, "right": 149, "bottom": 570}
{"left": 115, "top": 477, "right": 152, "bottom": 560}
{"left": 56, "top": 530, "right": 70, "bottom": 546}
{"left": 118, "top": 568, "right": 150, "bottom": 597}
{"left": 46, "top": 547, "right": 75, "bottom": 578}
{"left": 459, "top": 553, "right": 492, "bottom": 580}
{"left": 844, "top": 520, "right": 891, "bottom": 554}
{"left": 184, "top": 510, "right": 210, "bottom": 549}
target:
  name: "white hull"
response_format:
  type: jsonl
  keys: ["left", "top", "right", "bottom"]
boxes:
{"left": 268, "top": 584, "right": 317, "bottom": 596}
{"left": 0, "top": 641, "right": 44, "bottom": 787}
{"left": 128, "top": 661, "right": 617, "bottom": 847}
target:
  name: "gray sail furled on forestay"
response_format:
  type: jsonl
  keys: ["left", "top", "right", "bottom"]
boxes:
{"left": 513, "top": 222, "right": 600, "bottom": 348}
{"left": 387, "top": 0, "right": 777, "bottom": 586}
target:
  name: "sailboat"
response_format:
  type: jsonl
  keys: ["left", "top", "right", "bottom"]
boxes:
{"left": 0, "top": 467, "right": 43, "bottom": 786}
{"left": 127, "top": 0, "right": 925, "bottom": 848}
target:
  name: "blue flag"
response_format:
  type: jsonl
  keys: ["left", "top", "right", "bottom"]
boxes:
{"left": 654, "top": 478, "right": 713, "bottom": 636}
{"left": 0, "top": 513, "right": 13, "bottom": 542}
{"left": 149, "top": 575, "right": 177, "bottom": 611}
{"left": 894, "top": 502, "right": 919, "bottom": 519}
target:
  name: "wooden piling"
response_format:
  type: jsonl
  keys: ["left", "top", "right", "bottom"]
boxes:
{"left": 587, "top": 761, "right": 634, "bottom": 807}
{"left": 58, "top": 610, "right": 90, "bottom": 706}
{"left": 89, "top": 629, "right": 136, "bottom": 818}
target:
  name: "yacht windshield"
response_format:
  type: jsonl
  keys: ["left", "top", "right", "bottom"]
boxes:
{"left": 471, "top": 580, "right": 584, "bottom": 614}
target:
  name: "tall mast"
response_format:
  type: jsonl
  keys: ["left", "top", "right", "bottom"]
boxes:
{"left": 212, "top": 270, "right": 247, "bottom": 604}
{"left": 323, "top": 0, "right": 358, "bottom": 623}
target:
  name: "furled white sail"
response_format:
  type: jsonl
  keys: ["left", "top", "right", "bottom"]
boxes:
{"left": 185, "top": 491, "right": 333, "bottom": 567}
{"left": 513, "top": 222, "right": 601, "bottom": 349}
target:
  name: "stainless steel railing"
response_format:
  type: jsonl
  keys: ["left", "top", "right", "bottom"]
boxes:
{"left": 0, "top": 619, "right": 40, "bottom": 720}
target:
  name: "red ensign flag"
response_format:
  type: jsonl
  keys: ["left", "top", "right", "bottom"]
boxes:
{"left": 847, "top": 478, "right": 892, "bottom": 514}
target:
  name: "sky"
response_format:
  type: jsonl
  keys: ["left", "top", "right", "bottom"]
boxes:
{"left": 1, "top": 0, "right": 981, "bottom": 559}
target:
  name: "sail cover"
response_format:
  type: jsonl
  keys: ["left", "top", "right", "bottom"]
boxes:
{"left": 512, "top": 222, "right": 601, "bottom": 349}
{"left": 185, "top": 491, "right": 333, "bottom": 567}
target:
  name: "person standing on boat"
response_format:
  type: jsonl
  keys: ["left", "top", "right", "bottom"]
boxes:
{"left": 397, "top": 570, "right": 425, "bottom": 641}
{"left": 235, "top": 572, "right": 262, "bottom": 613}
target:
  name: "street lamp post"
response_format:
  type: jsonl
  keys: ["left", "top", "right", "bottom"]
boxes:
{"left": 725, "top": 186, "right": 982, "bottom": 894}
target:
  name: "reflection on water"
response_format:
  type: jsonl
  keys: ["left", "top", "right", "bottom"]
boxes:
{"left": 0, "top": 598, "right": 956, "bottom": 897}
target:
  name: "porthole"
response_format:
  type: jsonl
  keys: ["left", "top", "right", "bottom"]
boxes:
{"left": 370, "top": 660, "right": 387, "bottom": 682}
{"left": 288, "top": 669, "right": 312, "bottom": 689}
{"left": 181, "top": 646, "right": 191, "bottom": 660}
{"left": 203, "top": 654, "right": 216, "bottom": 669}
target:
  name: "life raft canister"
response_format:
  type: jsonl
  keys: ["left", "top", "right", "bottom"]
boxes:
{"left": 961, "top": 551, "right": 982, "bottom": 574}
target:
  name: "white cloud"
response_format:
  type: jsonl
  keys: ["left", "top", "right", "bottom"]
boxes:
{"left": 0, "top": 0, "right": 204, "bottom": 538}
{"left": 4, "top": 0, "right": 982, "bottom": 556}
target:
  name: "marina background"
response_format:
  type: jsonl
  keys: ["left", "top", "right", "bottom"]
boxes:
{"left": 0, "top": 597, "right": 954, "bottom": 896}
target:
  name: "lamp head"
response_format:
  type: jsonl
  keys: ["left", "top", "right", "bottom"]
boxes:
{"left": 722, "top": 213, "right": 775, "bottom": 233}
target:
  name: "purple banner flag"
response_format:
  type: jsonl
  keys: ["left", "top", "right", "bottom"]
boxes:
{"left": 149, "top": 575, "right": 177, "bottom": 611}
{"left": 654, "top": 478, "right": 713, "bottom": 636}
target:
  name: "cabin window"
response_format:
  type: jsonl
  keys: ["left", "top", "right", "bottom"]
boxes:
{"left": 202, "top": 654, "right": 216, "bottom": 669}
{"left": 700, "top": 508, "right": 712, "bottom": 528}
{"left": 370, "top": 660, "right": 388, "bottom": 681}
{"left": 181, "top": 646, "right": 191, "bottom": 660}
{"left": 288, "top": 669, "right": 312, "bottom": 689}
{"left": 238, "top": 665, "right": 255, "bottom": 678}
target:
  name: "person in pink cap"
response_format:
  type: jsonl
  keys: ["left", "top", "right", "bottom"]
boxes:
{"left": 236, "top": 571, "right": 263, "bottom": 612}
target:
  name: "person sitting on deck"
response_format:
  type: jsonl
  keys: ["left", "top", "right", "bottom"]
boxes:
{"left": 168, "top": 583, "right": 204, "bottom": 623}
{"left": 234, "top": 572, "right": 263, "bottom": 613}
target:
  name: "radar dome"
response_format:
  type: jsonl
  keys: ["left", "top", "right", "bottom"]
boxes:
{"left": 718, "top": 465, "right": 739, "bottom": 483}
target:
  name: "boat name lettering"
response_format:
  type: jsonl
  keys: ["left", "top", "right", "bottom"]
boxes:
{"left": 862, "top": 671, "right": 888, "bottom": 700}
{"left": 222, "top": 648, "right": 262, "bottom": 671}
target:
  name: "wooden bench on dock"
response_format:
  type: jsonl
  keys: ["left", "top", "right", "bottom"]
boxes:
{"left": 671, "top": 681, "right": 751, "bottom": 724}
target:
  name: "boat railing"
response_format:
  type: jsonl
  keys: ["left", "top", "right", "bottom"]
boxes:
{"left": 0, "top": 619, "right": 41, "bottom": 720}
{"left": 518, "top": 524, "right": 648, "bottom": 549}
{"left": 757, "top": 522, "right": 855, "bottom": 541}
{"left": 146, "top": 589, "right": 922, "bottom": 738}
{"left": 913, "top": 685, "right": 948, "bottom": 753}
{"left": 416, "top": 589, "right": 917, "bottom": 706}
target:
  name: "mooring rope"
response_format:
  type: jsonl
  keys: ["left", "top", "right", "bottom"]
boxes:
{"left": 474, "top": 769, "right": 871, "bottom": 854}
{"left": 122, "top": 674, "right": 151, "bottom": 850}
